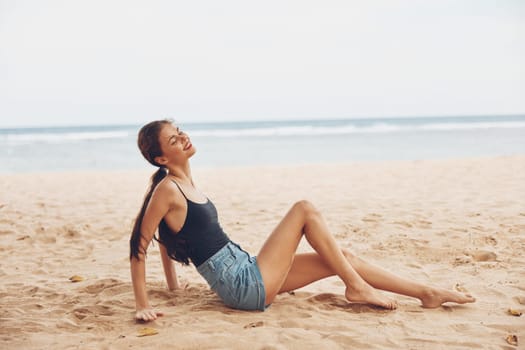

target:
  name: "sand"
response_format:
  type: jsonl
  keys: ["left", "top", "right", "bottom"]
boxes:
{"left": 1, "top": 156, "right": 524, "bottom": 349}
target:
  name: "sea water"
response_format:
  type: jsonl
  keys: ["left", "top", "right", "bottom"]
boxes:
{"left": 1, "top": 115, "right": 524, "bottom": 173}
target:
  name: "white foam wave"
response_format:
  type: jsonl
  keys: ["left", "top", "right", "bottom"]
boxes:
{"left": 2, "top": 120, "right": 524, "bottom": 144}
{"left": 4, "top": 130, "right": 130, "bottom": 144}
{"left": 418, "top": 122, "right": 525, "bottom": 131}
{"left": 189, "top": 124, "right": 401, "bottom": 137}
{"left": 189, "top": 121, "right": 525, "bottom": 138}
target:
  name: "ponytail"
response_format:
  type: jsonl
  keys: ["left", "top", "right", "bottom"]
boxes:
{"left": 131, "top": 119, "right": 191, "bottom": 265}
{"left": 129, "top": 167, "right": 167, "bottom": 260}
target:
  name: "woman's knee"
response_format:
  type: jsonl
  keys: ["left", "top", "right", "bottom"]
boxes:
{"left": 293, "top": 200, "right": 320, "bottom": 219}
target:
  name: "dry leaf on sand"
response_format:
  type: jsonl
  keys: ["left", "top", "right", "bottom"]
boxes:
{"left": 68, "top": 275, "right": 85, "bottom": 283}
{"left": 243, "top": 321, "right": 264, "bottom": 329}
{"left": 454, "top": 283, "right": 468, "bottom": 293}
{"left": 505, "top": 334, "right": 518, "bottom": 346}
{"left": 137, "top": 327, "right": 159, "bottom": 337}
{"left": 507, "top": 308, "right": 522, "bottom": 317}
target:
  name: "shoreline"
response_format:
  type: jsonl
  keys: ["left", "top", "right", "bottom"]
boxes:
{"left": 1, "top": 155, "right": 524, "bottom": 349}
{"left": 2, "top": 153, "right": 524, "bottom": 176}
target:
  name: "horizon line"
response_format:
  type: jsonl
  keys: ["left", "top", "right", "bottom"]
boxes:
{"left": 1, "top": 113, "right": 524, "bottom": 130}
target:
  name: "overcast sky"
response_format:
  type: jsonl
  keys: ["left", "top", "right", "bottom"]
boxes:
{"left": 0, "top": 0, "right": 524, "bottom": 127}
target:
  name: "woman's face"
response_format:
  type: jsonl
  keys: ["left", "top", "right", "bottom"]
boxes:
{"left": 155, "top": 123, "right": 196, "bottom": 165}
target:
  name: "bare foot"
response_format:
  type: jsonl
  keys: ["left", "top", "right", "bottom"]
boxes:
{"left": 345, "top": 285, "right": 398, "bottom": 310}
{"left": 420, "top": 287, "right": 476, "bottom": 308}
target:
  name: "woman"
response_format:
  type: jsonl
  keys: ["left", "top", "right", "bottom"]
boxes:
{"left": 130, "top": 119, "right": 475, "bottom": 322}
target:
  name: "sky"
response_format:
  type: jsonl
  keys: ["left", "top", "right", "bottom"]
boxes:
{"left": 0, "top": 0, "right": 524, "bottom": 127}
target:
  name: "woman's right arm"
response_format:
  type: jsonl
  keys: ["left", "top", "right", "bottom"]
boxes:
{"left": 131, "top": 254, "right": 163, "bottom": 321}
{"left": 130, "top": 185, "right": 173, "bottom": 321}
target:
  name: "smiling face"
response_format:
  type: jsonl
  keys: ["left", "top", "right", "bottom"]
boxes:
{"left": 154, "top": 123, "right": 196, "bottom": 167}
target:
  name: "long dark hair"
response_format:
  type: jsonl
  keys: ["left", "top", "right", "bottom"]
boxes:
{"left": 129, "top": 119, "right": 191, "bottom": 265}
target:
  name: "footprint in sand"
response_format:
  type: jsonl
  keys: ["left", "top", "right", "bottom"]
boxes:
{"left": 306, "top": 293, "right": 385, "bottom": 312}
{"left": 513, "top": 296, "right": 525, "bottom": 305}
{"left": 470, "top": 250, "right": 498, "bottom": 262}
{"left": 36, "top": 234, "right": 57, "bottom": 244}
{"left": 415, "top": 219, "right": 432, "bottom": 229}
{"left": 307, "top": 293, "right": 344, "bottom": 304}
{"left": 483, "top": 236, "right": 498, "bottom": 246}
{"left": 361, "top": 213, "right": 382, "bottom": 223}
{"left": 453, "top": 255, "right": 473, "bottom": 266}
{"left": 82, "top": 278, "right": 124, "bottom": 295}
{"left": 72, "top": 305, "right": 115, "bottom": 320}
{"left": 393, "top": 221, "right": 413, "bottom": 228}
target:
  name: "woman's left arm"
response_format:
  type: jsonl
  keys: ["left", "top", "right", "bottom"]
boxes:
{"left": 159, "top": 244, "right": 180, "bottom": 290}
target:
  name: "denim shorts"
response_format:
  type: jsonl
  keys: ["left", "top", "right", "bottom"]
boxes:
{"left": 197, "top": 241, "right": 267, "bottom": 311}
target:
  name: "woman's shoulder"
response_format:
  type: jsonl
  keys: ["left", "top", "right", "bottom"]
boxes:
{"left": 151, "top": 177, "right": 183, "bottom": 204}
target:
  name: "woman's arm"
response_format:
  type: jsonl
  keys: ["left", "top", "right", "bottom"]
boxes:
{"left": 131, "top": 254, "right": 162, "bottom": 321}
{"left": 159, "top": 244, "right": 180, "bottom": 290}
{"left": 130, "top": 184, "right": 173, "bottom": 321}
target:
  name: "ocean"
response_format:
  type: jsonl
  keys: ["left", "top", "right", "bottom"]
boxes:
{"left": 1, "top": 115, "right": 525, "bottom": 173}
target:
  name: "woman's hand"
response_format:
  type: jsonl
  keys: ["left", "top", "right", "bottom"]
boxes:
{"left": 135, "top": 308, "right": 164, "bottom": 322}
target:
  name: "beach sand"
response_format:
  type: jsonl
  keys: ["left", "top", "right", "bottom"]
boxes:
{"left": 1, "top": 156, "right": 524, "bottom": 349}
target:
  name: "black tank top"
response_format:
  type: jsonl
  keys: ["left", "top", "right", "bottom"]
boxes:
{"left": 172, "top": 180, "right": 230, "bottom": 267}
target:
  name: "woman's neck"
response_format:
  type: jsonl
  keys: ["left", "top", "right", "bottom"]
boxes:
{"left": 167, "top": 163, "right": 193, "bottom": 185}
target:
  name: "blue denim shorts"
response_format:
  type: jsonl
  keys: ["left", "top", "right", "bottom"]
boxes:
{"left": 197, "top": 241, "right": 267, "bottom": 311}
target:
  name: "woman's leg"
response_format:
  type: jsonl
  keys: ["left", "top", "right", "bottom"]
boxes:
{"left": 256, "top": 200, "right": 397, "bottom": 309}
{"left": 278, "top": 251, "right": 476, "bottom": 308}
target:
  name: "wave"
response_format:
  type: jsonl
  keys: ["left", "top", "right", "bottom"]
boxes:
{"left": 2, "top": 120, "right": 524, "bottom": 145}
{"left": 417, "top": 121, "right": 525, "bottom": 131}
{"left": 3, "top": 130, "right": 130, "bottom": 144}
{"left": 188, "top": 121, "right": 525, "bottom": 137}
